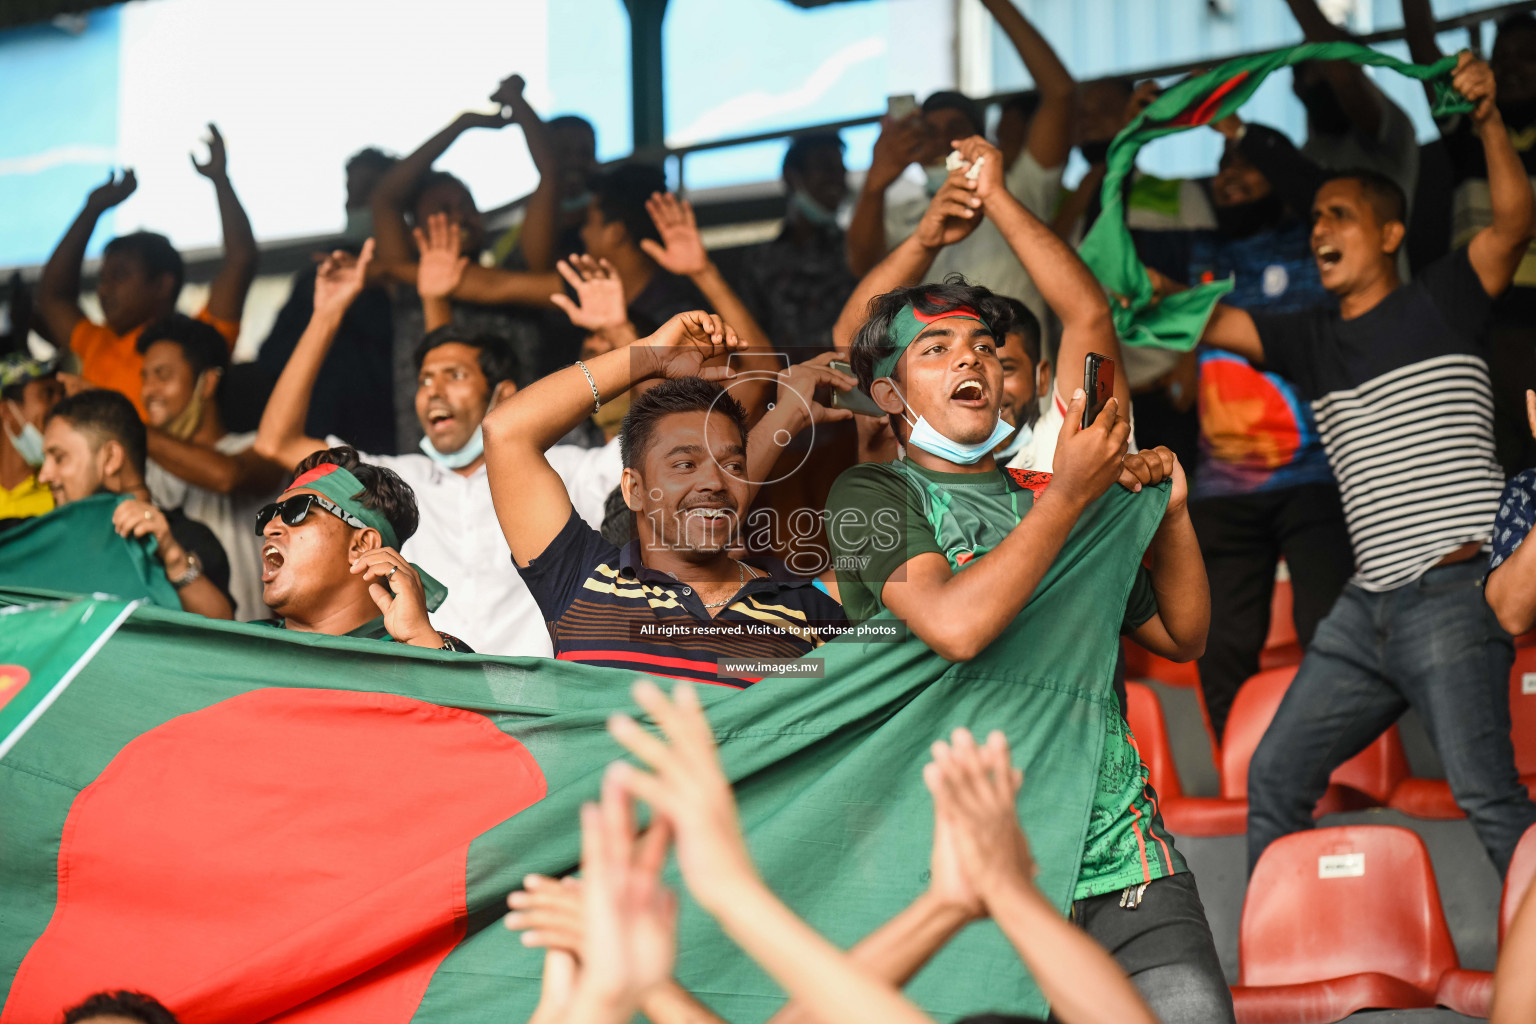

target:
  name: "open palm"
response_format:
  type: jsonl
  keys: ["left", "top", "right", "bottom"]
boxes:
{"left": 641, "top": 192, "right": 709, "bottom": 276}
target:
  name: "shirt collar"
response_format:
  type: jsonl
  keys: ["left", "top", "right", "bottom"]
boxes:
{"left": 617, "top": 541, "right": 807, "bottom": 589}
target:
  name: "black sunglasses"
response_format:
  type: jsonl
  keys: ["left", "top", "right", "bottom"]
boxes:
{"left": 254, "top": 493, "right": 367, "bottom": 535}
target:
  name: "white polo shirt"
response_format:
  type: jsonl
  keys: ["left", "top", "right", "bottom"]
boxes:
{"left": 332, "top": 435, "right": 622, "bottom": 657}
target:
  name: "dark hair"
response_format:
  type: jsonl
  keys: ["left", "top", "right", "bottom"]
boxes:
{"left": 619, "top": 377, "right": 748, "bottom": 470}
{"left": 47, "top": 390, "right": 147, "bottom": 476}
{"left": 847, "top": 277, "right": 1017, "bottom": 396}
{"left": 783, "top": 131, "right": 845, "bottom": 180}
{"left": 288, "top": 445, "right": 420, "bottom": 545}
{"left": 408, "top": 170, "right": 474, "bottom": 223}
{"left": 62, "top": 991, "right": 180, "bottom": 1024}
{"left": 103, "top": 232, "right": 184, "bottom": 296}
{"left": 590, "top": 163, "right": 667, "bottom": 247}
{"left": 412, "top": 327, "right": 521, "bottom": 391}
{"left": 1320, "top": 167, "right": 1407, "bottom": 227}
{"left": 600, "top": 483, "right": 634, "bottom": 547}
{"left": 1000, "top": 297, "right": 1042, "bottom": 365}
{"left": 549, "top": 114, "right": 596, "bottom": 136}
{"left": 135, "top": 313, "right": 230, "bottom": 378}
{"left": 955, "top": 1014, "right": 1047, "bottom": 1024}
{"left": 345, "top": 146, "right": 397, "bottom": 175}
{"left": 1000, "top": 91, "right": 1041, "bottom": 122}
{"left": 1497, "top": 12, "right": 1536, "bottom": 42}
{"left": 922, "top": 90, "right": 985, "bottom": 137}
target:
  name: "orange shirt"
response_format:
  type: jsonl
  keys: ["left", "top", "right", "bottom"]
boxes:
{"left": 70, "top": 308, "right": 239, "bottom": 418}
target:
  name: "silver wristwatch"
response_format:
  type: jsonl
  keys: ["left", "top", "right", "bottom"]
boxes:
{"left": 169, "top": 550, "right": 204, "bottom": 589}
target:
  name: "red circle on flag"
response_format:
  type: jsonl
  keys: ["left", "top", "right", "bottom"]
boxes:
{"left": 2, "top": 688, "right": 546, "bottom": 1024}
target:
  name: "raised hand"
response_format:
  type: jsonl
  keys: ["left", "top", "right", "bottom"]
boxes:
{"left": 923, "top": 728, "right": 1035, "bottom": 902}
{"left": 1453, "top": 50, "right": 1499, "bottom": 126}
{"left": 86, "top": 169, "right": 137, "bottom": 212}
{"left": 312, "top": 238, "right": 375, "bottom": 320}
{"left": 640, "top": 192, "right": 710, "bottom": 277}
{"left": 507, "top": 874, "right": 586, "bottom": 954}
{"left": 635, "top": 310, "right": 745, "bottom": 381}
{"left": 1048, "top": 390, "right": 1130, "bottom": 510}
{"left": 867, "top": 116, "right": 927, "bottom": 193}
{"left": 413, "top": 213, "right": 469, "bottom": 301}
{"left": 456, "top": 109, "right": 516, "bottom": 132}
{"left": 551, "top": 254, "right": 629, "bottom": 332}
{"left": 606, "top": 680, "right": 758, "bottom": 913}
{"left": 350, "top": 545, "right": 435, "bottom": 646}
{"left": 491, "top": 72, "right": 527, "bottom": 111}
{"left": 773, "top": 351, "right": 857, "bottom": 429}
{"left": 914, "top": 175, "right": 985, "bottom": 250}
{"left": 950, "top": 136, "right": 1006, "bottom": 204}
{"left": 573, "top": 774, "right": 678, "bottom": 1007}
{"left": 190, "top": 123, "right": 228, "bottom": 182}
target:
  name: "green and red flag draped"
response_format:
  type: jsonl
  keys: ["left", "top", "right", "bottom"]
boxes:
{"left": 1078, "top": 42, "right": 1473, "bottom": 353}
{"left": 0, "top": 481, "right": 1169, "bottom": 1024}
{"left": 0, "top": 494, "right": 180, "bottom": 609}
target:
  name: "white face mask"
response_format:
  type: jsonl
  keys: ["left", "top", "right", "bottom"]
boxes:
{"left": 419, "top": 424, "right": 484, "bottom": 469}
{"left": 4, "top": 407, "right": 44, "bottom": 468}
{"left": 882, "top": 379, "right": 1012, "bottom": 466}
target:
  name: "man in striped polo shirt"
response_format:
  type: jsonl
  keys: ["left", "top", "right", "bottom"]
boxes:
{"left": 482, "top": 310, "right": 848, "bottom": 686}
{"left": 1185, "top": 52, "right": 1536, "bottom": 877}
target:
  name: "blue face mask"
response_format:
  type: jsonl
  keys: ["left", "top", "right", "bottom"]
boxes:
{"left": 788, "top": 189, "right": 839, "bottom": 228}
{"left": 4, "top": 406, "right": 44, "bottom": 468}
{"left": 994, "top": 421, "right": 1033, "bottom": 461}
{"left": 419, "top": 424, "right": 485, "bottom": 469}
{"left": 883, "top": 379, "right": 1013, "bottom": 466}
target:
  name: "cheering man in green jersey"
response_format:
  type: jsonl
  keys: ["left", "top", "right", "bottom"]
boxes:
{"left": 825, "top": 137, "right": 1224, "bottom": 1023}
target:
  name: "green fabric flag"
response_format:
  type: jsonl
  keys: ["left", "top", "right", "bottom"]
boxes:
{"left": 0, "top": 494, "right": 180, "bottom": 609}
{"left": 1078, "top": 42, "right": 1472, "bottom": 352}
{"left": 0, "top": 481, "right": 1167, "bottom": 1024}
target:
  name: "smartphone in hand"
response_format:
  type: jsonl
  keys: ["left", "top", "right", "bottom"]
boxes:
{"left": 1082, "top": 352, "right": 1115, "bottom": 429}
{"left": 829, "top": 360, "right": 887, "bottom": 418}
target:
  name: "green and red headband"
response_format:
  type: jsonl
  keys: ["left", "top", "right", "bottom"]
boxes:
{"left": 283, "top": 463, "right": 400, "bottom": 550}
{"left": 873, "top": 302, "right": 989, "bottom": 380}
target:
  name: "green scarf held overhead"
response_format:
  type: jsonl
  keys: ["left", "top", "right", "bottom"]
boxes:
{"left": 1077, "top": 42, "right": 1473, "bottom": 352}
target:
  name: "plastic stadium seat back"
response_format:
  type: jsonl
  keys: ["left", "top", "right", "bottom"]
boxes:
{"left": 1123, "top": 639, "right": 1200, "bottom": 688}
{"left": 1511, "top": 648, "right": 1536, "bottom": 777}
{"left": 1239, "top": 825, "right": 1457, "bottom": 996}
{"left": 1233, "top": 973, "right": 1435, "bottom": 1024}
{"left": 1124, "top": 683, "right": 1183, "bottom": 801}
{"left": 1220, "top": 667, "right": 1408, "bottom": 805}
{"left": 1502, "top": 823, "right": 1536, "bottom": 944}
{"left": 1434, "top": 968, "right": 1493, "bottom": 1018}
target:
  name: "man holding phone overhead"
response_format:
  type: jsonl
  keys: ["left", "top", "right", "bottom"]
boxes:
{"left": 823, "top": 138, "right": 1226, "bottom": 1023}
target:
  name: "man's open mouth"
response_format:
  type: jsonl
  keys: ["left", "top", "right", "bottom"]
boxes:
{"left": 426, "top": 409, "right": 455, "bottom": 430}
{"left": 951, "top": 378, "right": 988, "bottom": 406}
{"left": 261, "top": 545, "right": 285, "bottom": 583}
{"left": 1315, "top": 243, "right": 1343, "bottom": 268}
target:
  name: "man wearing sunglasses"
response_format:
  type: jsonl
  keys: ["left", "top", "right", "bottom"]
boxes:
{"left": 256, "top": 445, "right": 468, "bottom": 650}
{"left": 256, "top": 241, "right": 619, "bottom": 656}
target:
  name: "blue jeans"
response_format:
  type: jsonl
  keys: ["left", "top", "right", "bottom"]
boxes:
{"left": 1247, "top": 559, "right": 1536, "bottom": 877}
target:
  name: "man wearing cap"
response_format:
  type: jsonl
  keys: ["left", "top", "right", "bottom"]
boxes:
{"left": 846, "top": 0, "right": 1075, "bottom": 331}
{"left": 257, "top": 445, "right": 468, "bottom": 650}
{"left": 0, "top": 353, "right": 63, "bottom": 528}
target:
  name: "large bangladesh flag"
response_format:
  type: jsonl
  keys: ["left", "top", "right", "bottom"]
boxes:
{"left": 0, "top": 481, "right": 1168, "bottom": 1024}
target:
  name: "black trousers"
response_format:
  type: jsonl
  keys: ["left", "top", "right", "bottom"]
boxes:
{"left": 1187, "top": 482, "right": 1353, "bottom": 740}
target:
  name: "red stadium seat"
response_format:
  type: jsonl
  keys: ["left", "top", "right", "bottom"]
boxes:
{"left": 1434, "top": 823, "right": 1536, "bottom": 1018}
{"left": 1388, "top": 648, "right": 1536, "bottom": 820}
{"left": 1125, "top": 682, "right": 1183, "bottom": 800}
{"left": 1149, "top": 667, "right": 1408, "bottom": 837}
{"left": 1230, "top": 825, "right": 1457, "bottom": 1023}
{"left": 1122, "top": 638, "right": 1200, "bottom": 688}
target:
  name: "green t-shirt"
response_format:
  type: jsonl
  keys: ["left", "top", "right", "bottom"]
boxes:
{"left": 824, "top": 459, "right": 1183, "bottom": 900}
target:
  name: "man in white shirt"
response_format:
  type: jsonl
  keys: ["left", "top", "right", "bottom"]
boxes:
{"left": 256, "top": 241, "right": 621, "bottom": 656}
{"left": 140, "top": 314, "right": 283, "bottom": 620}
{"left": 845, "top": 0, "right": 1076, "bottom": 328}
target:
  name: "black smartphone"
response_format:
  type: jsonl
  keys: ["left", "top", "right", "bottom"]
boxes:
{"left": 1082, "top": 352, "right": 1115, "bottom": 429}
{"left": 828, "top": 360, "right": 886, "bottom": 417}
